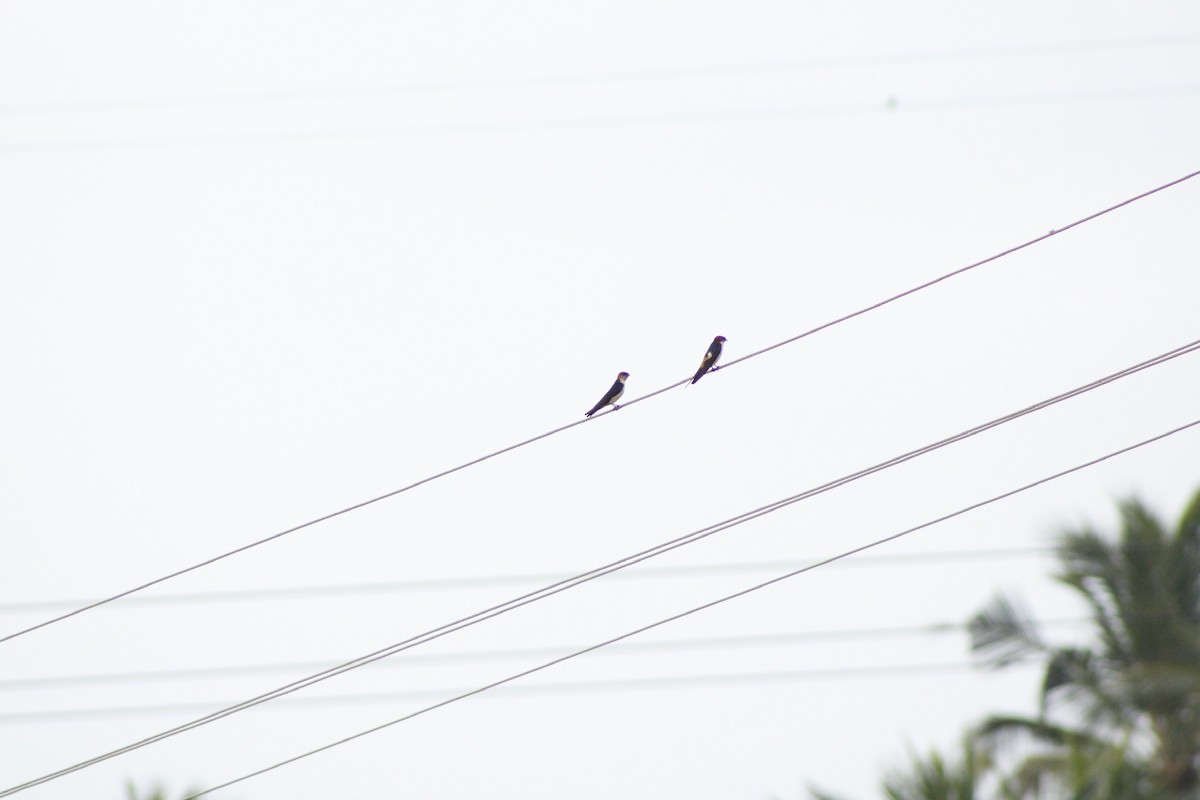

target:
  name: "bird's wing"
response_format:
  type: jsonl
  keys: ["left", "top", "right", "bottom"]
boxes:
{"left": 693, "top": 339, "right": 726, "bottom": 384}
{"left": 587, "top": 380, "right": 623, "bottom": 415}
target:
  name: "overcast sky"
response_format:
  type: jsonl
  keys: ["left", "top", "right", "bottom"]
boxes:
{"left": 2, "top": 2, "right": 1199, "bottom": 799}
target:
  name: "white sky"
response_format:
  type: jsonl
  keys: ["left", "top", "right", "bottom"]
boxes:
{"left": 2, "top": 2, "right": 1199, "bottom": 799}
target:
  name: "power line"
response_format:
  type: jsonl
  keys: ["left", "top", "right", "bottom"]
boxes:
{"left": 8, "top": 338, "right": 1198, "bottom": 796}
{"left": 0, "top": 618, "right": 1086, "bottom": 692}
{"left": 179, "top": 417, "right": 1200, "bottom": 800}
{"left": 0, "top": 660, "right": 1045, "bottom": 725}
{"left": 3, "top": 83, "right": 1197, "bottom": 155}
{"left": 717, "top": 175, "right": 1200, "bottom": 371}
{"left": 4, "top": 167, "right": 1194, "bottom": 648}
{"left": 2, "top": 32, "right": 1195, "bottom": 116}
{"left": 0, "top": 546, "right": 1050, "bottom": 615}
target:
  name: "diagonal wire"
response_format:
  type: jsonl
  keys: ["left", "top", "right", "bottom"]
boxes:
{"left": 718, "top": 169, "right": 1200, "bottom": 369}
{"left": 3, "top": 167, "right": 1195, "bottom": 648}
{"left": 5, "top": 337, "right": 1197, "bottom": 796}
{"left": 181, "top": 416, "right": 1200, "bottom": 799}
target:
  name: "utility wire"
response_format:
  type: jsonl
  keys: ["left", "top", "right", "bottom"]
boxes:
{"left": 8, "top": 338, "right": 1198, "bottom": 796}
{"left": 0, "top": 618, "right": 1087, "bottom": 692}
{"left": 3, "top": 167, "right": 1195, "bottom": 648}
{"left": 0, "top": 660, "right": 1045, "bottom": 725}
{"left": 180, "top": 416, "right": 1200, "bottom": 800}
{"left": 4, "top": 32, "right": 1195, "bottom": 116}
{"left": 0, "top": 546, "right": 1050, "bottom": 615}
{"left": 3, "top": 84, "right": 1197, "bottom": 155}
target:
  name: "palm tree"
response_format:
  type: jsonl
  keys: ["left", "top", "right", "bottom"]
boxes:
{"left": 808, "top": 734, "right": 1024, "bottom": 800}
{"left": 124, "top": 780, "right": 203, "bottom": 800}
{"left": 968, "top": 488, "right": 1200, "bottom": 798}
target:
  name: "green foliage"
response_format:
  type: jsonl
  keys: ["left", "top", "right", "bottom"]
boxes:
{"left": 967, "top": 595, "right": 1045, "bottom": 669}
{"left": 126, "top": 781, "right": 163, "bottom": 800}
{"left": 878, "top": 737, "right": 994, "bottom": 800}
{"left": 816, "top": 489, "right": 1200, "bottom": 800}
{"left": 124, "top": 780, "right": 203, "bottom": 800}
{"left": 967, "top": 488, "right": 1200, "bottom": 798}
{"left": 809, "top": 737, "right": 1001, "bottom": 800}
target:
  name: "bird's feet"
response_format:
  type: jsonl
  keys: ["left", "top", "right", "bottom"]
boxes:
{"left": 612, "top": 404, "right": 622, "bottom": 411}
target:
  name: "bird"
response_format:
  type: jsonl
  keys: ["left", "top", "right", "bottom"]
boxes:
{"left": 585, "top": 371, "right": 629, "bottom": 417}
{"left": 691, "top": 336, "right": 726, "bottom": 384}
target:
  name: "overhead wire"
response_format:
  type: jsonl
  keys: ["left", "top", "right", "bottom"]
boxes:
{"left": 0, "top": 660, "right": 1047, "bottom": 725}
{"left": 0, "top": 546, "right": 1050, "bottom": 615}
{"left": 0, "top": 617, "right": 1087, "bottom": 692}
{"left": 3, "top": 167, "right": 1196, "bottom": 648}
{"left": 4, "top": 32, "right": 1196, "bottom": 116}
{"left": 3, "top": 84, "right": 1198, "bottom": 155}
{"left": 179, "top": 416, "right": 1200, "bottom": 799}
{"left": 8, "top": 336, "right": 1199, "bottom": 796}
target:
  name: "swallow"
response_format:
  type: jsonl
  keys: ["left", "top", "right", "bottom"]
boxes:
{"left": 691, "top": 336, "right": 726, "bottom": 384}
{"left": 585, "top": 371, "right": 629, "bottom": 417}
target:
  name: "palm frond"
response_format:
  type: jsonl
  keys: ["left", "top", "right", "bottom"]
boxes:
{"left": 968, "top": 594, "right": 1045, "bottom": 668}
{"left": 1114, "top": 498, "right": 1187, "bottom": 663}
{"left": 1041, "top": 647, "right": 1142, "bottom": 732}
{"left": 1055, "top": 527, "right": 1121, "bottom": 588}
{"left": 880, "top": 739, "right": 989, "bottom": 800}
{"left": 975, "top": 714, "right": 1106, "bottom": 749}
{"left": 808, "top": 787, "right": 850, "bottom": 800}
{"left": 1054, "top": 528, "right": 1133, "bottom": 662}
{"left": 1006, "top": 752, "right": 1068, "bottom": 798}
{"left": 1120, "top": 661, "right": 1200, "bottom": 716}
{"left": 1041, "top": 648, "right": 1093, "bottom": 700}
{"left": 1170, "top": 487, "right": 1200, "bottom": 624}
{"left": 1176, "top": 488, "right": 1200, "bottom": 545}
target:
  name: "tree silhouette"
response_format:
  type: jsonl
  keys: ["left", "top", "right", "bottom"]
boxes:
{"left": 970, "top": 488, "right": 1200, "bottom": 797}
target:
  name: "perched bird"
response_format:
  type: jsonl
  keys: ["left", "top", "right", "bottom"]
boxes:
{"left": 585, "top": 371, "right": 629, "bottom": 417}
{"left": 691, "top": 336, "right": 726, "bottom": 384}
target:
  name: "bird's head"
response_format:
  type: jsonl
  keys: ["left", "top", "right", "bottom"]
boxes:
{"left": 714, "top": 335, "right": 727, "bottom": 343}
{"left": 617, "top": 371, "right": 630, "bottom": 381}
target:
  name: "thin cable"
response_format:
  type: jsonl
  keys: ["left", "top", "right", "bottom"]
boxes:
{"left": 0, "top": 546, "right": 1050, "bottom": 615}
{"left": 3, "top": 84, "right": 1197, "bottom": 155}
{"left": 7, "top": 338, "right": 1197, "bottom": 796}
{"left": 0, "top": 618, "right": 1087, "bottom": 692}
{"left": 0, "top": 659, "right": 1047, "bottom": 724}
{"left": 0, "top": 417, "right": 591, "bottom": 644}
{"left": 4, "top": 33, "right": 1196, "bottom": 116}
{"left": 721, "top": 176, "right": 1200, "bottom": 369}
{"left": 182, "top": 417, "right": 1200, "bottom": 799}
{"left": 3, "top": 168, "right": 1195, "bottom": 647}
